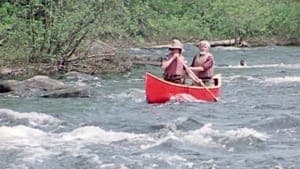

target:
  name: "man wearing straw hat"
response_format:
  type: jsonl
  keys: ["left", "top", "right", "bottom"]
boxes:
{"left": 161, "top": 39, "right": 187, "bottom": 84}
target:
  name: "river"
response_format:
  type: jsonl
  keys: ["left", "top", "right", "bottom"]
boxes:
{"left": 0, "top": 45, "right": 299, "bottom": 169}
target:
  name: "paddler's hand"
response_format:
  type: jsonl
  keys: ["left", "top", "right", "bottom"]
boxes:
{"left": 173, "top": 53, "right": 180, "bottom": 58}
{"left": 176, "top": 55, "right": 185, "bottom": 64}
{"left": 196, "top": 79, "right": 203, "bottom": 84}
{"left": 191, "top": 66, "right": 204, "bottom": 71}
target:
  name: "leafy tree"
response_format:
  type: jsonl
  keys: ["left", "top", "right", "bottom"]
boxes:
{"left": 0, "top": 0, "right": 299, "bottom": 67}
{"left": 1, "top": 0, "right": 105, "bottom": 63}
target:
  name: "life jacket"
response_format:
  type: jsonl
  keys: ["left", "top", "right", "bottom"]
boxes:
{"left": 191, "top": 53, "right": 214, "bottom": 79}
{"left": 163, "top": 54, "right": 185, "bottom": 83}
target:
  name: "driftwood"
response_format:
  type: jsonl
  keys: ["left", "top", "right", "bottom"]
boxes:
{"left": 209, "top": 39, "right": 236, "bottom": 47}
{"left": 209, "top": 39, "right": 249, "bottom": 47}
{"left": 147, "top": 44, "right": 171, "bottom": 49}
{"left": 131, "top": 56, "right": 162, "bottom": 66}
{"left": 65, "top": 52, "right": 115, "bottom": 62}
{"left": 146, "top": 38, "right": 250, "bottom": 49}
{"left": 132, "top": 59, "right": 161, "bottom": 66}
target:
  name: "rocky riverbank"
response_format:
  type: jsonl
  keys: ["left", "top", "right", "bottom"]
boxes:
{"left": 1, "top": 37, "right": 299, "bottom": 79}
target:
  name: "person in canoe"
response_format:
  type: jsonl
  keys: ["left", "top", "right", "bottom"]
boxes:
{"left": 190, "top": 40, "right": 215, "bottom": 86}
{"left": 161, "top": 39, "right": 187, "bottom": 84}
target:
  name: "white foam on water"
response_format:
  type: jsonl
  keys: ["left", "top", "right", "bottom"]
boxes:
{"left": 0, "top": 125, "right": 47, "bottom": 147}
{"left": 140, "top": 153, "right": 194, "bottom": 169}
{"left": 93, "top": 77, "right": 100, "bottom": 80}
{"left": 140, "top": 123, "right": 219, "bottom": 150}
{"left": 216, "top": 63, "right": 300, "bottom": 69}
{"left": 161, "top": 154, "right": 195, "bottom": 168}
{"left": 0, "top": 125, "right": 153, "bottom": 149}
{"left": 100, "top": 164, "right": 129, "bottom": 169}
{"left": 263, "top": 76, "right": 300, "bottom": 84}
{"left": 174, "top": 116, "right": 189, "bottom": 125}
{"left": 276, "top": 128, "right": 296, "bottom": 137}
{"left": 140, "top": 132, "right": 179, "bottom": 150}
{"left": 0, "top": 108, "right": 61, "bottom": 126}
{"left": 224, "top": 75, "right": 259, "bottom": 82}
{"left": 223, "top": 128, "right": 269, "bottom": 142}
{"left": 141, "top": 123, "right": 270, "bottom": 151}
{"left": 0, "top": 122, "right": 270, "bottom": 166}
{"left": 164, "top": 154, "right": 188, "bottom": 164}
{"left": 60, "top": 126, "right": 152, "bottom": 144}
{"left": 106, "top": 88, "right": 145, "bottom": 103}
{"left": 95, "top": 82, "right": 102, "bottom": 87}
{"left": 0, "top": 125, "right": 153, "bottom": 166}
{"left": 170, "top": 94, "right": 208, "bottom": 103}
{"left": 250, "top": 63, "right": 300, "bottom": 69}
{"left": 21, "top": 146, "right": 53, "bottom": 163}
{"left": 59, "top": 124, "right": 269, "bottom": 153}
{"left": 210, "top": 125, "right": 269, "bottom": 144}
{"left": 0, "top": 125, "right": 57, "bottom": 166}
{"left": 7, "top": 163, "right": 30, "bottom": 169}
{"left": 182, "top": 123, "right": 221, "bottom": 147}
{"left": 214, "top": 46, "right": 243, "bottom": 50}
{"left": 127, "top": 78, "right": 143, "bottom": 82}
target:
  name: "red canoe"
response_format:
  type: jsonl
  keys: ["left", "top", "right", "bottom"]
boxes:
{"left": 145, "top": 72, "right": 221, "bottom": 103}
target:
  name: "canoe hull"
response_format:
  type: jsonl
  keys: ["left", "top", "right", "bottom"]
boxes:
{"left": 145, "top": 72, "right": 221, "bottom": 103}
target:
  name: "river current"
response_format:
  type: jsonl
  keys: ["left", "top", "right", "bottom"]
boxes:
{"left": 0, "top": 45, "right": 299, "bottom": 169}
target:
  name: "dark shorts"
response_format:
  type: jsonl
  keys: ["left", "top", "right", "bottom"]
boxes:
{"left": 163, "top": 74, "right": 185, "bottom": 84}
{"left": 192, "top": 78, "right": 214, "bottom": 86}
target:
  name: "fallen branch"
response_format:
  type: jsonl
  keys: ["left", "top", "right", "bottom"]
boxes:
{"left": 132, "top": 60, "right": 161, "bottom": 66}
{"left": 131, "top": 55, "right": 162, "bottom": 66}
{"left": 147, "top": 44, "right": 171, "bottom": 49}
{"left": 65, "top": 52, "right": 115, "bottom": 62}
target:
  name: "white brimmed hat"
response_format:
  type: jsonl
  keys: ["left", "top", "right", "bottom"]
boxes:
{"left": 197, "top": 40, "right": 210, "bottom": 48}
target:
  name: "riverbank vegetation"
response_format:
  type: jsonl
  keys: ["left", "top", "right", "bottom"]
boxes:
{"left": 0, "top": 0, "right": 299, "bottom": 76}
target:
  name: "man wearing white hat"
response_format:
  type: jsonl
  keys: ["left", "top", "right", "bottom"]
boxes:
{"left": 190, "top": 40, "right": 215, "bottom": 86}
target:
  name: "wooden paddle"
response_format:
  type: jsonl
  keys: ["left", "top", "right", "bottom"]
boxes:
{"left": 177, "top": 56, "right": 218, "bottom": 101}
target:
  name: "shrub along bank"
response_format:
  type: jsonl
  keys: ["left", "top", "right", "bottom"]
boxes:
{"left": 0, "top": 0, "right": 299, "bottom": 76}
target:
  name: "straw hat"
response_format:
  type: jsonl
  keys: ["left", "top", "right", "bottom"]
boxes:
{"left": 169, "top": 39, "right": 183, "bottom": 50}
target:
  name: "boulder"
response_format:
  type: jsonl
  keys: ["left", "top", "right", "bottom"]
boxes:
{"left": 41, "top": 84, "right": 90, "bottom": 98}
{"left": 24, "top": 75, "right": 65, "bottom": 91}
{"left": 0, "top": 84, "right": 11, "bottom": 93}
{"left": 0, "top": 80, "right": 22, "bottom": 93}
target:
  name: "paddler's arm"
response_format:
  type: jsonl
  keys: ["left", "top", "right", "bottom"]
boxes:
{"left": 201, "top": 56, "right": 214, "bottom": 70}
{"left": 190, "top": 56, "right": 213, "bottom": 72}
{"left": 161, "top": 54, "right": 177, "bottom": 69}
{"left": 189, "top": 55, "right": 204, "bottom": 71}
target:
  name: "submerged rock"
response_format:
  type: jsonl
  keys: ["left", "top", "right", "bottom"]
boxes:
{"left": 41, "top": 85, "right": 90, "bottom": 98}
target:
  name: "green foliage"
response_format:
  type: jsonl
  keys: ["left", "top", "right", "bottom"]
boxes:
{"left": 1, "top": 0, "right": 105, "bottom": 63}
{"left": 267, "top": 1, "right": 300, "bottom": 38}
{"left": 0, "top": 0, "right": 299, "bottom": 65}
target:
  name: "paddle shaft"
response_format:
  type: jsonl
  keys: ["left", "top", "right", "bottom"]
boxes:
{"left": 178, "top": 57, "right": 218, "bottom": 101}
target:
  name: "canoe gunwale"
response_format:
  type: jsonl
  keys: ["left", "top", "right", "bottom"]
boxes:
{"left": 145, "top": 72, "right": 222, "bottom": 89}
{"left": 145, "top": 72, "right": 222, "bottom": 103}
